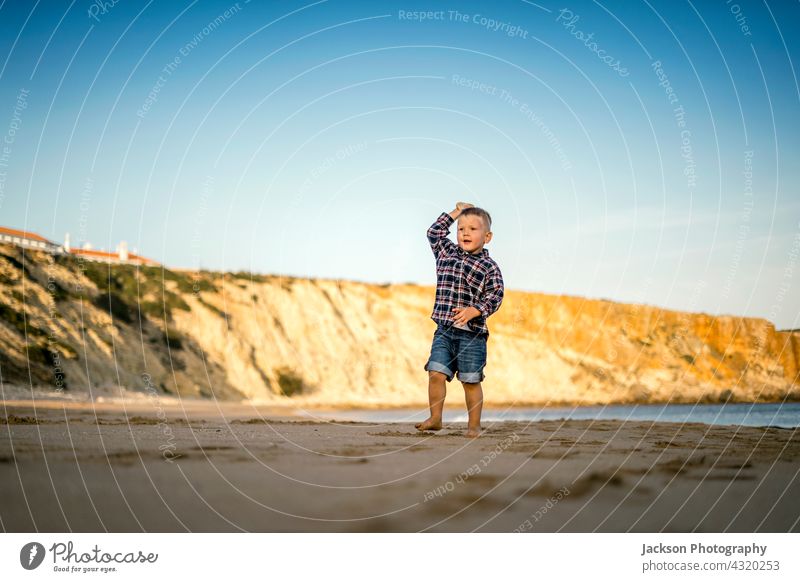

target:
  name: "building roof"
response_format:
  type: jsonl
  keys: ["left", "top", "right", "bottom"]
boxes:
{"left": 0, "top": 225, "right": 55, "bottom": 244}
{"left": 68, "top": 247, "right": 159, "bottom": 265}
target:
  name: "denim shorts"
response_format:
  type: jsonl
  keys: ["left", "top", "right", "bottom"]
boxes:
{"left": 423, "top": 324, "right": 488, "bottom": 383}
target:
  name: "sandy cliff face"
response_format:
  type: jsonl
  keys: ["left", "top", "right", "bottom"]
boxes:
{"left": 1, "top": 243, "right": 798, "bottom": 406}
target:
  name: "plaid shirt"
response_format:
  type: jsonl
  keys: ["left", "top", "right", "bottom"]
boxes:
{"left": 427, "top": 212, "right": 504, "bottom": 336}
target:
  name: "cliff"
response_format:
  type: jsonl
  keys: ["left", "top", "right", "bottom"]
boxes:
{"left": 1, "top": 243, "right": 798, "bottom": 407}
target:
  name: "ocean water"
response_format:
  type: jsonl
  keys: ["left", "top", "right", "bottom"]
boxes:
{"left": 313, "top": 402, "right": 800, "bottom": 429}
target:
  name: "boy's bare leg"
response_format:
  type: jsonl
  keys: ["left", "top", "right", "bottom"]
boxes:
{"left": 462, "top": 381, "right": 483, "bottom": 437}
{"left": 415, "top": 371, "right": 446, "bottom": 431}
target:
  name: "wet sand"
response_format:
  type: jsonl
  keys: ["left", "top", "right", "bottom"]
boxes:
{"left": 1, "top": 399, "right": 799, "bottom": 532}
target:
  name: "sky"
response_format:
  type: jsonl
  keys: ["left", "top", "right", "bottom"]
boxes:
{"left": 0, "top": 0, "right": 798, "bottom": 330}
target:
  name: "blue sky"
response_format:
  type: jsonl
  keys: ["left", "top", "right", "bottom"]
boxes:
{"left": 1, "top": 0, "right": 798, "bottom": 330}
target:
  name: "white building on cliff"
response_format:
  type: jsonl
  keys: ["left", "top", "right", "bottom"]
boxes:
{"left": 0, "top": 225, "right": 158, "bottom": 266}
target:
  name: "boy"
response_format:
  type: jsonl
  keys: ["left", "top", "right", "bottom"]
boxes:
{"left": 415, "top": 202, "right": 504, "bottom": 438}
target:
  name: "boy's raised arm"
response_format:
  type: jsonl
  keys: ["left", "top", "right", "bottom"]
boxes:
{"left": 427, "top": 203, "right": 473, "bottom": 258}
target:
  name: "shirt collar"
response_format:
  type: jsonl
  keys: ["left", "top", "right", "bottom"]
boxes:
{"left": 458, "top": 246, "right": 489, "bottom": 258}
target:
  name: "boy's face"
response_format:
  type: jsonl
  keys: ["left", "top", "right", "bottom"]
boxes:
{"left": 457, "top": 214, "right": 492, "bottom": 254}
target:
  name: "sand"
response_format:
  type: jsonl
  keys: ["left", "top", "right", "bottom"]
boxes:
{"left": 1, "top": 398, "right": 799, "bottom": 532}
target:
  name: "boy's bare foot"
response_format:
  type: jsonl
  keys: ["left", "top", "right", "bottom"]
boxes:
{"left": 415, "top": 417, "right": 443, "bottom": 431}
{"left": 465, "top": 426, "right": 482, "bottom": 438}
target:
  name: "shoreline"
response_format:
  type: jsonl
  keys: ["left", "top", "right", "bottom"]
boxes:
{"left": 3, "top": 386, "right": 800, "bottom": 411}
{"left": 3, "top": 396, "right": 798, "bottom": 431}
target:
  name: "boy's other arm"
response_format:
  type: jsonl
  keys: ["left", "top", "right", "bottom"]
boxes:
{"left": 474, "top": 264, "right": 505, "bottom": 319}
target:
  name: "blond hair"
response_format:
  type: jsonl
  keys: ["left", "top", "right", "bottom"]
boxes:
{"left": 460, "top": 207, "right": 492, "bottom": 230}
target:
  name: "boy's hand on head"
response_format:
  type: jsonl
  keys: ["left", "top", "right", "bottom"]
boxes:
{"left": 452, "top": 306, "right": 481, "bottom": 325}
{"left": 450, "top": 202, "right": 475, "bottom": 219}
